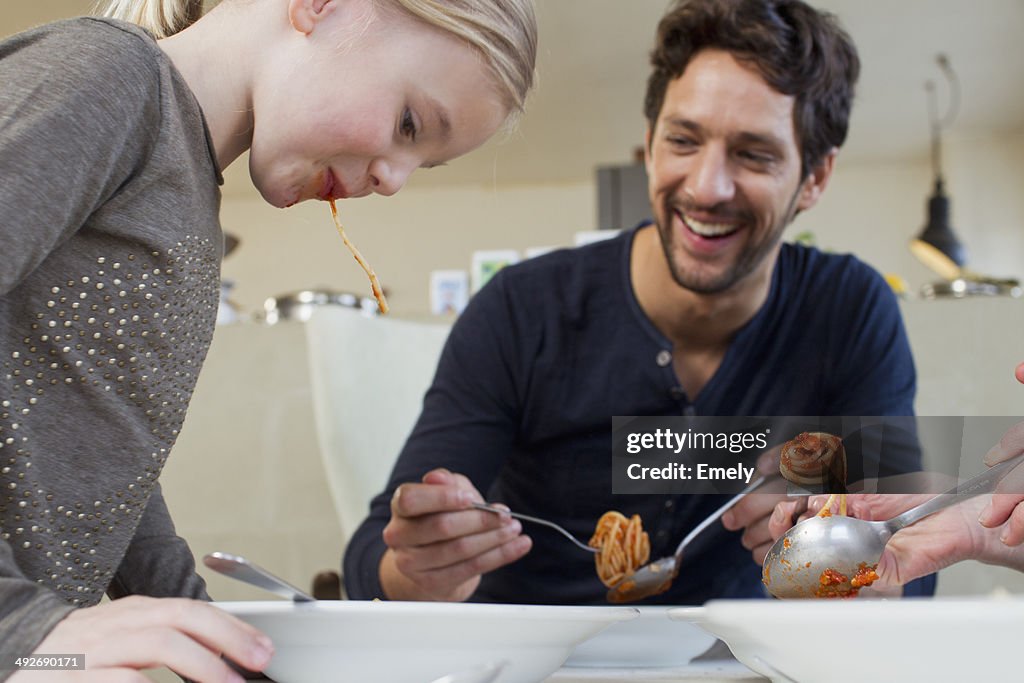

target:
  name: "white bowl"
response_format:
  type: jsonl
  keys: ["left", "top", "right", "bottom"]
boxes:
{"left": 673, "top": 596, "right": 1024, "bottom": 682}
{"left": 216, "top": 600, "right": 638, "bottom": 683}
{"left": 564, "top": 606, "right": 716, "bottom": 668}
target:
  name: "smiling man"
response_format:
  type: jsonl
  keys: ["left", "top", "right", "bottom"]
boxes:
{"left": 344, "top": 0, "right": 936, "bottom": 605}
{"left": 643, "top": 47, "right": 827, "bottom": 298}
{"left": 633, "top": 44, "right": 838, "bottom": 403}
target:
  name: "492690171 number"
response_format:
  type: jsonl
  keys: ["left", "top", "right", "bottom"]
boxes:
{"left": 0, "top": 654, "right": 85, "bottom": 671}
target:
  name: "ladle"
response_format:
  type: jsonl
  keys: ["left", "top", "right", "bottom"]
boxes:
{"left": 762, "top": 452, "right": 1024, "bottom": 598}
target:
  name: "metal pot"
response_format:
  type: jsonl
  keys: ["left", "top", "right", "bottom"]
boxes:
{"left": 920, "top": 277, "right": 1022, "bottom": 299}
{"left": 261, "top": 289, "right": 378, "bottom": 324}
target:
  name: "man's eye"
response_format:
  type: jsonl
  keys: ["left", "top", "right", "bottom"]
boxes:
{"left": 401, "top": 108, "right": 418, "bottom": 141}
{"left": 739, "top": 150, "right": 775, "bottom": 165}
{"left": 666, "top": 135, "right": 696, "bottom": 149}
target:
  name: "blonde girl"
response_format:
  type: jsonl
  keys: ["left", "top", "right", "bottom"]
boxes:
{"left": 0, "top": 0, "right": 536, "bottom": 680}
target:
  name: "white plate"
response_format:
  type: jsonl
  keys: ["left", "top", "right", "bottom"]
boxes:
{"left": 216, "top": 600, "right": 638, "bottom": 683}
{"left": 564, "top": 606, "right": 716, "bottom": 668}
{"left": 673, "top": 596, "right": 1024, "bottom": 682}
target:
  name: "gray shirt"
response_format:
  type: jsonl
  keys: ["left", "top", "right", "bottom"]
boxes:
{"left": 0, "top": 17, "right": 223, "bottom": 661}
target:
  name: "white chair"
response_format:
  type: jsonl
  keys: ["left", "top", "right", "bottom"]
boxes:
{"left": 304, "top": 307, "right": 452, "bottom": 546}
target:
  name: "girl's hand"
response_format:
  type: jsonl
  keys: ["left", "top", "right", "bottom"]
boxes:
{"left": 9, "top": 595, "right": 273, "bottom": 683}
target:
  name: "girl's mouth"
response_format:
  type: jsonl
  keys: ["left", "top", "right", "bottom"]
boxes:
{"left": 317, "top": 170, "right": 337, "bottom": 201}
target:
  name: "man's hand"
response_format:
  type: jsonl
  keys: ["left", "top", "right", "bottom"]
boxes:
{"left": 379, "top": 468, "right": 531, "bottom": 602}
{"left": 721, "top": 447, "right": 796, "bottom": 565}
{"left": 9, "top": 596, "right": 272, "bottom": 683}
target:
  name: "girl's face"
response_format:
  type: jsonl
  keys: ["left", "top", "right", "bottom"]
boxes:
{"left": 248, "top": 0, "right": 508, "bottom": 208}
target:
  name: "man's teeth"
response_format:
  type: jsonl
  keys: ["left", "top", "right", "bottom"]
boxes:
{"left": 684, "top": 215, "right": 737, "bottom": 237}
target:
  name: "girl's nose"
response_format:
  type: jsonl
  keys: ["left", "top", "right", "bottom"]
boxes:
{"left": 368, "top": 158, "right": 416, "bottom": 197}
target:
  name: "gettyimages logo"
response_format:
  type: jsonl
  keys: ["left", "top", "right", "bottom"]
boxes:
{"left": 611, "top": 415, "right": 1023, "bottom": 495}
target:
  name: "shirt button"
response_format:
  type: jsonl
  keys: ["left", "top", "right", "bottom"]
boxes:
{"left": 664, "top": 500, "right": 674, "bottom": 510}
{"left": 656, "top": 350, "right": 672, "bottom": 367}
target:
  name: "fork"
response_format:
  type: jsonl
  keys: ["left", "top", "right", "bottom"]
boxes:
{"left": 472, "top": 502, "right": 598, "bottom": 553}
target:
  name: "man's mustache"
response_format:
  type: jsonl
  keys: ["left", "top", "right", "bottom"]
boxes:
{"left": 668, "top": 199, "right": 749, "bottom": 224}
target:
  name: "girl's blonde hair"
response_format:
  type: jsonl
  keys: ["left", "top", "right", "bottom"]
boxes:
{"left": 94, "top": 0, "right": 537, "bottom": 114}
{"left": 93, "top": 0, "right": 205, "bottom": 40}
{"left": 387, "top": 0, "right": 537, "bottom": 114}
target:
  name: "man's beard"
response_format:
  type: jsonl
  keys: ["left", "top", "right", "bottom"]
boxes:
{"left": 655, "top": 187, "right": 802, "bottom": 295}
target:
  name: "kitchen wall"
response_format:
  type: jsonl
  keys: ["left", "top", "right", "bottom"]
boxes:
{"left": 218, "top": 179, "right": 597, "bottom": 319}
{"left": 159, "top": 322, "right": 338, "bottom": 603}
{"left": 218, "top": 129, "right": 1024, "bottom": 320}
{"left": 810, "top": 130, "right": 1024, "bottom": 288}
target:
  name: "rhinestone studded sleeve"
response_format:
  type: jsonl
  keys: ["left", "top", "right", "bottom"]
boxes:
{"left": 1, "top": 237, "right": 221, "bottom": 605}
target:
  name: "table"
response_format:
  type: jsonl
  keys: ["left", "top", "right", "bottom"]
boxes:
{"left": 229, "top": 632, "right": 769, "bottom": 683}
{"left": 546, "top": 641, "right": 767, "bottom": 682}
{"left": 547, "top": 659, "right": 767, "bottom": 682}
{"left": 240, "top": 660, "right": 766, "bottom": 683}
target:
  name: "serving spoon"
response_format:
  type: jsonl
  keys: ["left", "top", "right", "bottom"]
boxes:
{"left": 203, "top": 551, "right": 316, "bottom": 602}
{"left": 607, "top": 475, "right": 771, "bottom": 603}
{"left": 762, "top": 452, "right": 1024, "bottom": 598}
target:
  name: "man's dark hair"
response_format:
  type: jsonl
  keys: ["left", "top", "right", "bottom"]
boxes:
{"left": 643, "top": 0, "right": 860, "bottom": 177}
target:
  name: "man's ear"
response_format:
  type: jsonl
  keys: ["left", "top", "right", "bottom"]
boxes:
{"left": 288, "top": 0, "right": 335, "bottom": 35}
{"left": 643, "top": 124, "right": 654, "bottom": 174}
{"left": 796, "top": 147, "right": 838, "bottom": 212}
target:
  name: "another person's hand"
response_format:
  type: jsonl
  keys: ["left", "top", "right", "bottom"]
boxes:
{"left": 978, "top": 420, "right": 1024, "bottom": 545}
{"left": 875, "top": 494, "right": 1024, "bottom": 585}
{"left": 990, "top": 363, "right": 1024, "bottom": 544}
{"left": 766, "top": 475, "right": 947, "bottom": 545}
{"left": 773, "top": 492, "right": 987, "bottom": 587}
{"left": 767, "top": 424, "right": 1024, "bottom": 587}
{"left": 722, "top": 447, "right": 798, "bottom": 565}
{"left": 9, "top": 595, "right": 272, "bottom": 683}
{"left": 379, "top": 468, "right": 531, "bottom": 602}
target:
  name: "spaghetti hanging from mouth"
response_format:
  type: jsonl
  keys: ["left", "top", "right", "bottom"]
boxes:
{"left": 329, "top": 199, "right": 389, "bottom": 314}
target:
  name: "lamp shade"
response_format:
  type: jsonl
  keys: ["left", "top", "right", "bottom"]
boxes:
{"left": 909, "top": 178, "right": 967, "bottom": 280}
